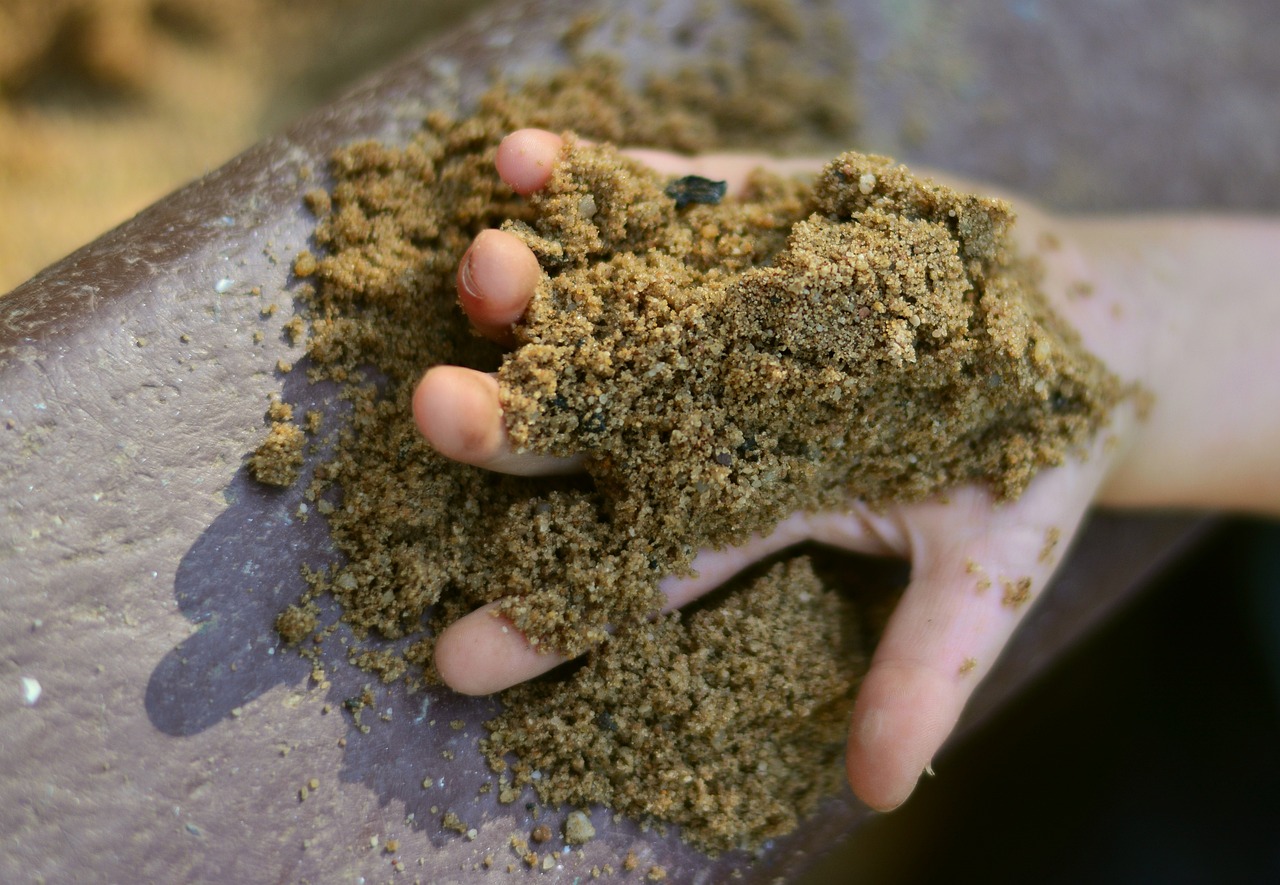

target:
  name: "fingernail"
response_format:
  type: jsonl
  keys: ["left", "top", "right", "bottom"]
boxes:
{"left": 458, "top": 249, "right": 479, "bottom": 300}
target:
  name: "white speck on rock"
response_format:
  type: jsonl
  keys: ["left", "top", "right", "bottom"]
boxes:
{"left": 21, "top": 676, "right": 41, "bottom": 705}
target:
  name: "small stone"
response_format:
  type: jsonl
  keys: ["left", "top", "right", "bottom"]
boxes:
{"left": 664, "top": 175, "right": 727, "bottom": 209}
{"left": 20, "top": 676, "right": 41, "bottom": 706}
{"left": 564, "top": 811, "right": 595, "bottom": 845}
{"left": 294, "top": 252, "right": 318, "bottom": 277}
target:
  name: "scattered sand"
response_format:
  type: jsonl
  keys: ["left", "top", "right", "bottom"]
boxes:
{"left": 249, "top": 420, "right": 306, "bottom": 487}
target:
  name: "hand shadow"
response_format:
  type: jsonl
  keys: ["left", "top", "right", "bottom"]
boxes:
{"left": 144, "top": 364, "right": 342, "bottom": 736}
{"left": 139, "top": 355, "right": 528, "bottom": 852}
{"left": 139, "top": 356, "right": 518, "bottom": 851}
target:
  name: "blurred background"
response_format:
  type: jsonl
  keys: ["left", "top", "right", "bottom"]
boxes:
{"left": 0, "top": 0, "right": 493, "bottom": 294}
{"left": 3, "top": 1, "right": 1278, "bottom": 881}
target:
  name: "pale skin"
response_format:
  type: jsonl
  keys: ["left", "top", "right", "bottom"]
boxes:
{"left": 414, "top": 128, "right": 1280, "bottom": 812}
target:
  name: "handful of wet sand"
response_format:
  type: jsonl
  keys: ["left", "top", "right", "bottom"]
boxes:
{"left": 490, "top": 138, "right": 1119, "bottom": 647}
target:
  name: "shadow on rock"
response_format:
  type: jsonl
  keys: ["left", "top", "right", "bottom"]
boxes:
{"left": 145, "top": 368, "right": 342, "bottom": 736}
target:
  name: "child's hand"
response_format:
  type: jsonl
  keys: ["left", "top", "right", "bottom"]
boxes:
{"left": 412, "top": 128, "right": 1280, "bottom": 811}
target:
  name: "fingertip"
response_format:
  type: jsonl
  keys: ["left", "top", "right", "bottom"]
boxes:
{"left": 845, "top": 662, "right": 960, "bottom": 812}
{"left": 496, "top": 128, "right": 564, "bottom": 195}
{"left": 413, "top": 365, "right": 585, "bottom": 477}
{"left": 434, "top": 603, "right": 567, "bottom": 695}
{"left": 433, "top": 614, "right": 496, "bottom": 696}
{"left": 412, "top": 366, "right": 505, "bottom": 465}
{"left": 457, "top": 229, "right": 541, "bottom": 337}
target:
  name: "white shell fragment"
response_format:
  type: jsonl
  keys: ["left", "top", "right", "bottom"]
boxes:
{"left": 21, "top": 676, "right": 41, "bottom": 706}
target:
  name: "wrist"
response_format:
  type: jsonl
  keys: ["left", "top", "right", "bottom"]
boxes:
{"left": 1062, "top": 216, "right": 1280, "bottom": 515}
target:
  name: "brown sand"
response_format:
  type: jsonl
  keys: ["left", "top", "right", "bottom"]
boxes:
{"left": 255, "top": 8, "right": 1117, "bottom": 852}
{"left": 248, "top": 398, "right": 305, "bottom": 487}
{"left": 483, "top": 556, "right": 865, "bottom": 852}
{"left": 493, "top": 139, "right": 1117, "bottom": 649}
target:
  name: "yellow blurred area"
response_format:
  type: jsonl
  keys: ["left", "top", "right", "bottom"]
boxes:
{"left": 0, "top": 0, "right": 483, "bottom": 294}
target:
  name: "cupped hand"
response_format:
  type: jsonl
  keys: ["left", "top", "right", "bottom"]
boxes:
{"left": 412, "top": 128, "right": 1149, "bottom": 812}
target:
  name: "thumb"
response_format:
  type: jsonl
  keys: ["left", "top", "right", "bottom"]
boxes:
{"left": 844, "top": 491, "right": 1073, "bottom": 810}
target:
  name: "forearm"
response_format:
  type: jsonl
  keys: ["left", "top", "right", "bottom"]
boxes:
{"left": 1066, "top": 216, "right": 1280, "bottom": 515}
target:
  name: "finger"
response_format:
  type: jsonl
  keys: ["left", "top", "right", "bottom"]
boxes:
{"left": 412, "top": 365, "right": 581, "bottom": 476}
{"left": 500, "top": 127, "right": 822, "bottom": 199}
{"left": 434, "top": 507, "right": 909, "bottom": 695}
{"left": 845, "top": 554, "right": 998, "bottom": 811}
{"left": 434, "top": 601, "right": 565, "bottom": 695}
{"left": 433, "top": 532, "right": 796, "bottom": 694}
{"left": 431, "top": 564, "right": 729, "bottom": 696}
{"left": 457, "top": 228, "right": 543, "bottom": 343}
{"left": 495, "top": 128, "right": 565, "bottom": 195}
{"left": 661, "top": 508, "right": 905, "bottom": 608}
{"left": 844, "top": 476, "right": 1095, "bottom": 811}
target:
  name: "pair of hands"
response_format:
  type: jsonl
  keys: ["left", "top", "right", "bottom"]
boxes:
{"left": 410, "top": 128, "right": 1263, "bottom": 811}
